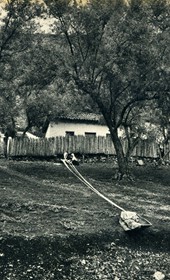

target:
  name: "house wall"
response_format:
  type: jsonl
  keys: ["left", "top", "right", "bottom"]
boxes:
{"left": 45, "top": 121, "right": 111, "bottom": 138}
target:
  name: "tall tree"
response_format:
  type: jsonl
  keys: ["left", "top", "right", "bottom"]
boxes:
{"left": 0, "top": 0, "right": 42, "bottom": 136}
{"left": 45, "top": 0, "right": 170, "bottom": 178}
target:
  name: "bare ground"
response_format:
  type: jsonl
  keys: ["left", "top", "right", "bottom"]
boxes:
{"left": 0, "top": 159, "right": 170, "bottom": 279}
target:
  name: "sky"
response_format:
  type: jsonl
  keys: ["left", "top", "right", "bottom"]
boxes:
{"left": 34, "top": 16, "right": 57, "bottom": 33}
{"left": 0, "top": 0, "right": 89, "bottom": 33}
{"left": 0, "top": 1, "right": 56, "bottom": 33}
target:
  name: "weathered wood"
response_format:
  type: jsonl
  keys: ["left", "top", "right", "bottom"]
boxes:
{"left": 6, "top": 136, "right": 170, "bottom": 159}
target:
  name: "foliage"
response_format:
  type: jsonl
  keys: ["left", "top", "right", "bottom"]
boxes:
{"left": 0, "top": 0, "right": 95, "bottom": 135}
{"left": 0, "top": 0, "right": 169, "bottom": 177}
{"left": 44, "top": 0, "right": 170, "bottom": 177}
{"left": 0, "top": 0, "right": 43, "bottom": 135}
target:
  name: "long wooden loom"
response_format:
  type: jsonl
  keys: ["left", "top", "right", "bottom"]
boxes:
{"left": 62, "top": 159, "right": 152, "bottom": 231}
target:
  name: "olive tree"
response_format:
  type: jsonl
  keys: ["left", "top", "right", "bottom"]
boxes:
{"left": 45, "top": 0, "right": 169, "bottom": 178}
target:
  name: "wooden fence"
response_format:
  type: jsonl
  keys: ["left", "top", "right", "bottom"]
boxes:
{"left": 5, "top": 135, "right": 170, "bottom": 160}
{"left": 0, "top": 138, "right": 4, "bottom": 155}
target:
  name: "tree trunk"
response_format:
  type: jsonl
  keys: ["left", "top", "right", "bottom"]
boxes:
{"left": 110, "top": 128, "right": 129, "bottom": 180}
{"left": 124, "top": 125, "right": 140, "bottom": 164}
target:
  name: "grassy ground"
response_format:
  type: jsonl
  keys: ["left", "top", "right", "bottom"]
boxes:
{"left": 0, "top": 159, "right": 170, "bottom": 279}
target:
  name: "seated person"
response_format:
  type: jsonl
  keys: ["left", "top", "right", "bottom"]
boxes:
{"left": 63, "top": 151, "right": 68, "bottom": 160}
{"left": 71, "top": 153, "right": 79, "bottom": 165}
{"left": 63, "top": 152, "right": 79, "bottom": 165}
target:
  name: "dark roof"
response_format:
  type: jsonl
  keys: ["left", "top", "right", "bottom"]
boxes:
{"left": 58, "top": 113, "right": 101, "bottom": 122}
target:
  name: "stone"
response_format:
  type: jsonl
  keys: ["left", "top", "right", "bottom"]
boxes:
{"left": 136, "top": 159, "right": 145, "bottom": 166}
{"left": 153, "top": 271, "right": 165, "bottom": 280}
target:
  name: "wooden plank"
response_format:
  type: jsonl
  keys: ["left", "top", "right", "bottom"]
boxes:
{"left": 5, "top": 136, "right": 170, "bottom": 160}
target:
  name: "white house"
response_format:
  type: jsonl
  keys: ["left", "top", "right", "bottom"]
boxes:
{"left": 45, "top": 113, "right": 124, "bottom": 138}
{"left": 45, "top": 113, "right": 111, "bottom": 138}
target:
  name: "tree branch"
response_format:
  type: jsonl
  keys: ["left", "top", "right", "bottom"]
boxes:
{"left": 116, "top": 92, "right": 159, "bottom": 129}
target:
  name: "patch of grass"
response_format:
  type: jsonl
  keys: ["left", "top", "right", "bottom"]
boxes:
{"left": 0, "top": 159, "right": 169, "bottom": 279}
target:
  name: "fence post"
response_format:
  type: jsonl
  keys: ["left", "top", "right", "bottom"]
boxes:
{"left": 6, "top": 137, "right": 12, "bottom": 158}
